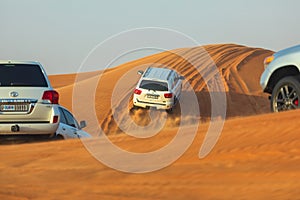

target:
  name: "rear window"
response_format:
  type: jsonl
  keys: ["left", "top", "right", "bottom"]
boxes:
{"left": 0, "top": 64, "right": 48, "bottom": 87}
{"left": 139, "top": 80, "right": 168, "bottom": 91}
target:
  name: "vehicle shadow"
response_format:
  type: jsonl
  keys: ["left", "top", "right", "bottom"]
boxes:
{"left": 0, "top": 135, "right": 56, "bottom": 145}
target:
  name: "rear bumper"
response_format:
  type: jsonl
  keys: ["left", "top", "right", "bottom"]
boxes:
{"left": 0, "top": 122, "right": 59, "bottom": 137}
{"left": 133, "top": 98, "right": 173, "bottom": 110}
{"left": 0, "top": 134, "right": 54, "bottom": 144}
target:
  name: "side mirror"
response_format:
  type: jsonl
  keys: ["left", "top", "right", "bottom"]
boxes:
{"left": 179, "top": 76, "right": 185, "bottom": 80}
{"left": 79, "top": 120, "right": 87, "bottom": 129}
{"left": 137, "top": 70, "right": 144, "bottom": 75}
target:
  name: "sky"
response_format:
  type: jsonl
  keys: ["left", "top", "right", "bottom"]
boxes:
{"left": 1, "top": 0, "right": 300, "bottom": 74}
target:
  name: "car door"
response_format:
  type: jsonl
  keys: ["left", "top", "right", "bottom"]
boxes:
{"left": 58, "top": 107, "right": 80, "bottom": 139}
{"left": 172, "top": 72, "right": 182, "bottom": 101}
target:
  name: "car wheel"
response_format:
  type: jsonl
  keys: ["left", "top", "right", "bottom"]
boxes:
{"left": 271, "top": 76, "right": 300, "bottom": 112}
{"left": 166, "top": 108, "right": 173, "bottom": 114}
{"left": 54, "top": 134, "right": 64, "bottom": 140}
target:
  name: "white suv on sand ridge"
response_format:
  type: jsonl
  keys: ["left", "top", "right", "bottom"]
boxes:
{"left": 133, "top": 67, "right": 184, "bottom": 112}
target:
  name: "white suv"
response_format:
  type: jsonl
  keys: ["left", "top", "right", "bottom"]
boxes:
{"left": 260, "top": 45, "right": 300, "bottom": 112}
{"left": 0, "top": 60, "right": 60, "bottom": 139}
{"left": 133, "top": 67, "right": 183, "bottom": 112}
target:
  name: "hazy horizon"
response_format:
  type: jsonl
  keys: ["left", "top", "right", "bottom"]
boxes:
{"left": 1, "top": 0, "right": 299, "bottom": 74}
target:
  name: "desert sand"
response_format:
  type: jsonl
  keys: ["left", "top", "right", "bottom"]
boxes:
{"left": 1, "top": 44, "right": 299, "bottom": 199}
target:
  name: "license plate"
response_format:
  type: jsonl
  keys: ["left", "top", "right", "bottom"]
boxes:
{"left": 0, "top": 104, "right": 29, "bottom": 112}
{"left": 1, "top": 105, "right": 15, "bottom": 111}
{"left": 147, "top": 94, "right": 159, "bottom": 99}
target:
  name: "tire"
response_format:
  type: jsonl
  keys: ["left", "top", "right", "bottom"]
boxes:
{"left": 166, "top": 108, "right": 173, "bottom": 114}
{"left": 53, "top": 134, "right": 64, "bottom": 140}
{"left": 271, "top": 76, "right": 300, "bottom": 112}
{"left": 132, "top": 105, "right": 140, "bottom": 110}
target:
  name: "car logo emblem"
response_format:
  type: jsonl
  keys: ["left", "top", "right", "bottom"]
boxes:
{"left": 10, "top": 91, "right": 19, "bottom": 97}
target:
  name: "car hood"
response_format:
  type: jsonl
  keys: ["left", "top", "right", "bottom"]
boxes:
{"left": 274, "top": 44, "right": 300, "bottom": 58}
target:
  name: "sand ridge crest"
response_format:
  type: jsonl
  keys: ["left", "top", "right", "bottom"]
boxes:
{"left": 49, "top": 44, "right": 273, "bottom": 134}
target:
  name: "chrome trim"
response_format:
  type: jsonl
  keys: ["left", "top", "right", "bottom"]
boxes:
{"left": 0, "top": 99, "right": 37, "bottom": 103}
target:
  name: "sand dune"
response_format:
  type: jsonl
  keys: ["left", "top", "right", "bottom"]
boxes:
{"left": 0, "top": 110, "right": 299, "bottom": 199}
{"left": 1, "top": 44, "right": 299, "bottom": 199}
{"left": 49, "top": 44, "right": 273, "bottom": 135}
{"left": 50, "top": 44, "right": 272, "bottom": 134}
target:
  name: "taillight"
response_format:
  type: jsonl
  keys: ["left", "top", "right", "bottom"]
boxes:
{"left": 134, "top": 89, "right": 142, "bottom": 95}
{"left": 164, "top": 93, "right": 173, "bottom": 98}
{"left": 42, "top": 90, "right": 59, "bottom": 104}
{"left": 52, "top": 115, "right": 59, "bottom": 123}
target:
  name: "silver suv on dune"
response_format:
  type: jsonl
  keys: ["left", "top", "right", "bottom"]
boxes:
{"left": 133, "top": 67, "right": 184, "bottom": 112}
{"left": 0, "top": 60, "right": 60, "bottom": 139}
{"left": 260, "top": 45, "right": 300, "bottom": 112}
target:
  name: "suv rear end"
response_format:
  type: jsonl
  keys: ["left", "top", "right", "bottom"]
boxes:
{"left": 0, "top": 61, "right": 60, "bottom": 139}
{"left": 133, "top": 67, "right": 183, "bottom": 111}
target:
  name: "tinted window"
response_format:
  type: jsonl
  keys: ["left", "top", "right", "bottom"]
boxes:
{"left": 173, "top": 73, "right": 179, "bottom": 87}
{"left": 59, "top": 107, "right": 67, "bottom": 124}
{"left": 139, "top": 80, "right": 168, "bottom": 91}
{"left": 0, "top": 64, "right": 48, "bottom": 87}
{"left": 60, "top": 108, "right": 79, "bottom": 128}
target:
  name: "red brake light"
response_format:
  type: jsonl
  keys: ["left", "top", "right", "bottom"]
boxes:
{"left": 52, "top": 115, "right": 59, "bottom": 123}
{"left": 42, "top": 90, "right": 59, "bottom": 104}
{"left": 134, "top": 89, "right": 142, "bottom": 95}
{"left": 164, "top": 93, "right": 173, "bottom": 98}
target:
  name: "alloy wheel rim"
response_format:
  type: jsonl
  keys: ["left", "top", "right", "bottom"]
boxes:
{"left": 275, "top": 84, "right": 299, "bottom": 111}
